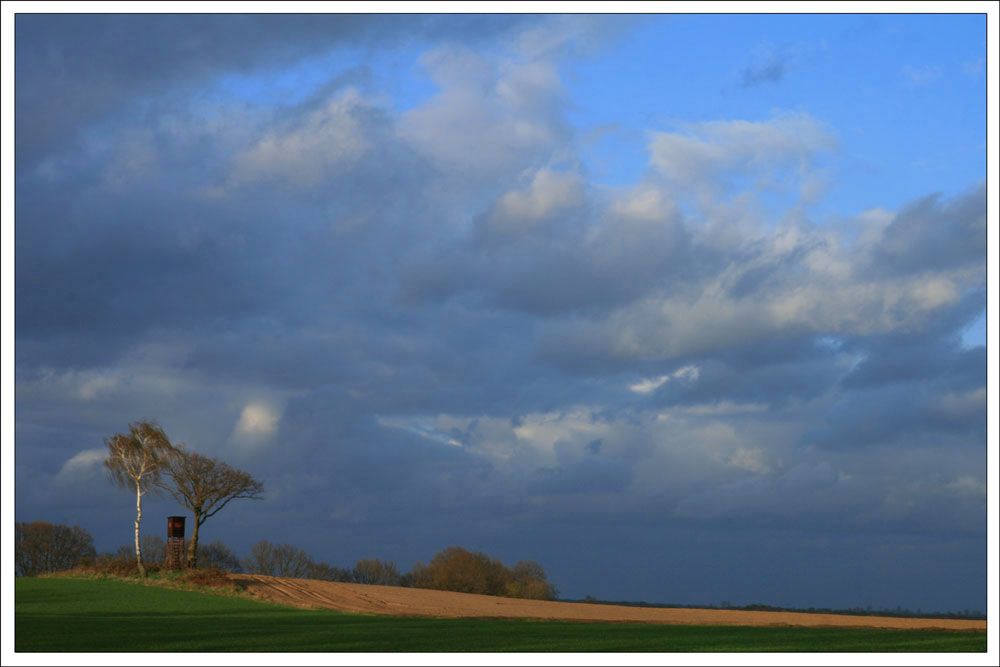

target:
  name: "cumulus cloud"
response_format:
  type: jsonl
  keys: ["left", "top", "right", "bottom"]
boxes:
{"left": 233, "top": 401, "right": 282, "bottom": 443}
{"left": 869, "top": 183, "right": 986, "bottom": 276}
{"left": 55, "top": 448, "right": 107, "bottom": 486}
{"left": 229, "top": 89, "right": 377, "bottom": 190}
{"left": 535, "top": 180, "right": 983, "bottom": 368}
{"left": 629, "top": 365, "right": 699, "bottom": 394}
{"left": 648, "top": 112, "right": 836, "bottom": 196}
{"left": 401, "top": 46, "right": 571, "bottom": 188}
{"left": 14, "top": 14, "right": 530, "bottom": 167}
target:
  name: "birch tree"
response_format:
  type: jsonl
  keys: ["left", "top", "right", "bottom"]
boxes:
{"left": 160, "top": 447, "right": 263, "bottom": 568}
{"left": 104, "top": 420, "right": 175, "bottom": 578}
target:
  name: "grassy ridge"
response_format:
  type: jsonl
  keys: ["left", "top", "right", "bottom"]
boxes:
{"left": 15, "top": 577, "right": 986, "bottom": 653}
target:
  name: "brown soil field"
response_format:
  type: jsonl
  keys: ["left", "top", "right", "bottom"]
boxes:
{"left": 230, "top": 574, "right": 986, "bottom": 632}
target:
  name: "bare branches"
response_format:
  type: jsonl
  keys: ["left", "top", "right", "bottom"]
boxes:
{"left": 159, "top": 446, "right": 263, "bottom": 568}
{"left": 103, "top": 419, "right": 177, "bottom": 578}
{"left": 15, "top": 521, "right": 96, "bottom": 576}
{"left": 161, "top": 447, "right": 264, "bottom": 525}
{"left": 101, "top": 419, "right": 264, "bottom": 571}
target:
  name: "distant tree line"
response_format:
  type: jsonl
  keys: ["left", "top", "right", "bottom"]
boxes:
{"left": 239, "top": 542, "right": 557, "bottom": 600}
{"left": 15, "top": 521, "right": 96, "bottom": 577}
{"left": 575, "top": 595, "right": 987, "bottom": 621}
{"left": 17, "top": 520, "right": 984, "bottom": 618}
{"left": 15, "top": 522, "right": 556, "bottom": 601}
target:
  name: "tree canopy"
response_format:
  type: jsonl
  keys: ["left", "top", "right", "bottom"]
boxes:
{"left": 160, "top": 446, "right": 263, "bottom": 567}
{"left": 104, "top": 419, "right": 176, "bottom": 578}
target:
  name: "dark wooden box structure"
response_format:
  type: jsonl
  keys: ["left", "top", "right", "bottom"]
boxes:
{"left": 166, "top": 516, "right": 186, "bottom": 569}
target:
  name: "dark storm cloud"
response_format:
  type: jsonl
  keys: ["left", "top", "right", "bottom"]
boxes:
{"left": 741, "top": 51, "right": 788, "bottom": 87}
{"left": 528, "top": 457, "right": 634, "bottom": 495}
{"left": 806, "top": 335, "right": 987, "bottom": 451}
{"left": 805, "top": 383, "right": 986, "bottom": 450}
{"left": 739, "top": 40, "right": 826, "bottom": 90}
{"left": 401, "top": 173, "right": 694, "bottom": 318}
{"left": 868, "top": 183, "right": 987, "bottom": 277}
{"left": 15, "top": 13, "right": 530, "bottom": 164}
{"left": 15, "top": 82, "right": 439, "bottom": 367}
{"left": 649, "top": 348, "right": 845, "bottom": 409}
{"left": 841, "top": 336, "right": 985, "bottom": 392}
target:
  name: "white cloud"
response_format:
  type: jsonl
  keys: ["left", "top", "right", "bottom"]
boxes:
{"left": 55, "top": 448, "right": 106, "bottom": 485}
{"left": 539, "top": 184, "right": 978, "bottom": 364}
{"left": 610, "top": 184, "right": 678, "bottom": 222}
{"left": 511, "top": 15, "right": 613, "bottom": 60}
{"left": 230, "top": 89, "right": 372, "bottom": 189}
{"left": 684, "top": 402, "right": 769, "bottom": 416}
{"left": 727, "top": 447, "right": 774, "bottom": 475}
{"left": 629, "top": 365, "right": 699, "bottom": 394}
{"left": 629, "top": 375, "right": 670, "bottom": 394}
{"left": 76, "top": 373, "right": 119, "bottom": 400}
{"left": 377, "top": 415, "right": 463, "bottom": 448}
{"left": 16, "top": 368, "right": 122, "bottom": 403}
{"left": 649, "top": 112, "right": 836, "bottom": 198}
{"left": 401, "top": 45, "right": 568, "bottom": 185}
{"left": 486, "top": 168, "right": 584, "bottom": 239}
{"left": 947, "top": 475, "right": 986, "bottom": 498}
{"left": 497, "top": 169, "right": 582, "bottom": 222}
{"left": 233, "top": 401, "right": 282, "bottom": 442}
{"left": 935, "top": 387, "right": 986, "bottom": 420}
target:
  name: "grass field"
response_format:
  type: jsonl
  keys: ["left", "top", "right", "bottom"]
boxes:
{"left": 14, "top": 577, "right": 986, "bottom": 653}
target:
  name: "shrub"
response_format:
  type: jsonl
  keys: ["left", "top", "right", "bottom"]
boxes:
{"left": 410, "top": 546, "right": 509, "bottom": 597}
{"left": 406, "top": 547, "right": 557, "bottom": 600}
{"left": 180, "top": 567, "right": 234, "bottom": 589}
{"left": 77, "top": 550, "right": 138, "bottom": 577}
{"left": 507, "top": 560, "right": 558, "bottom": 601}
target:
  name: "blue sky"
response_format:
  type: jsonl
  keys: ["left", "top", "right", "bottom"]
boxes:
{"left": 5, "top": 7, "right": 995, "bottom": 624}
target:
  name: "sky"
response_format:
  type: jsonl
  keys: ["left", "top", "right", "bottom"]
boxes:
{"left": 5, "top": 6, "right": 996, "bottom": 621}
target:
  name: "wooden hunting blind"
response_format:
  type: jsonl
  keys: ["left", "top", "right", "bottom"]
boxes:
{"left": 166, "top": 516, "right": 185, "bottom": 569}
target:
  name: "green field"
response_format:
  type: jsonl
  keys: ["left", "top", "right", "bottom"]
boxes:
{"left": 15, "top": 577, "right": 986, "bottom": 653}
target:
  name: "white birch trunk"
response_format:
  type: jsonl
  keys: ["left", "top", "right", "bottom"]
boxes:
{"left": 134, "top": 481, "right": 146, "bottom": 578}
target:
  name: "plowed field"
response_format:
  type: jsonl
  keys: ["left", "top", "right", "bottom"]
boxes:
{"left": 230, "top": 575, "right": 985, "bottom": 632}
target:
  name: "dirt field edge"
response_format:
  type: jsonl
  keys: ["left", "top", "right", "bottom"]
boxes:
{"left": 230, "top": 574, "right": 986, "bottom": 633}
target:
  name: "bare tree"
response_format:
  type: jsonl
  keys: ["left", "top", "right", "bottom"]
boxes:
{"left": 140, "top": 535, "right": 167, "bottom": 566}
{"left": 198, "top": 540, "right": 243, "bottom": 572}
{"left": 15, "top": 521, "right": 96, "bottom": 576}
{"left": 352, "top": 558, "right": 401, "bottom": 586}
{"left": 241, "top": 540, "right": 313, "bottom": 578}
{"left": 160, "top": 446, "right": 263, "bottom": 568}
{"left": 307, "top": 560, "right": 354, "bottom": 582}
{"left": 104, "top": 420, "right": 176, "bottom": 578}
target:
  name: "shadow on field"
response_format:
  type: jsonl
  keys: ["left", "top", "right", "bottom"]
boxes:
{"left": 15, "top": 578, "right": 987, "bottom": 653}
